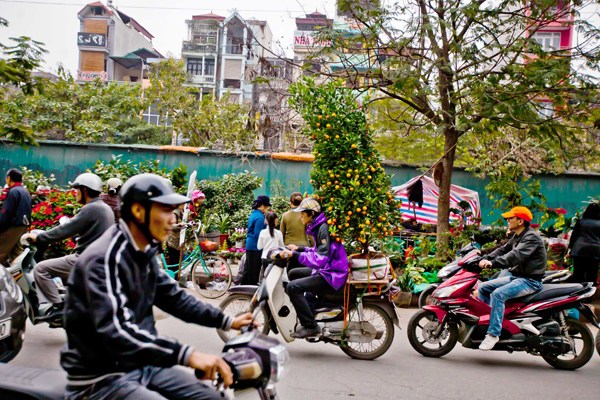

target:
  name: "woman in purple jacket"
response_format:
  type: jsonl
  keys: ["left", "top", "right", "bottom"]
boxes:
{"left": 279, "top": 198, "right": 348, "bottom": 338}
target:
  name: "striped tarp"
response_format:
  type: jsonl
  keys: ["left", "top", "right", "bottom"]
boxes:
{"left": 392, "top": 176, "right": 481, "bottom": 225}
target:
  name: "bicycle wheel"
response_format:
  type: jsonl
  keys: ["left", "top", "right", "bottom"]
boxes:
{"left": 190, "top": 255, "right": 232, "bottom": 299}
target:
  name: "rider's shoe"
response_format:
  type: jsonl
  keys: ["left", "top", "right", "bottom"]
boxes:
{"left": 290, "top": 325, "right": 320, "bottom": 339}
{"left": 479, "top": 334, "right": 499, "bottom": 351}
{"left": 38, "top": 302, "right": 64, "bottom": 322}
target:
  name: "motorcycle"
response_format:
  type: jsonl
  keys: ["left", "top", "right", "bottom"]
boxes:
{"left": 217, "top": 248, "right": 400, "bottom": 360}
{"left": 407, "top": 250, "right": 599, "bottom": 370}
{"left": 0, "top": 263, "right": 27, "bottom": 363}
{"left": 6, "top": 230, "right": 66, "bottom": 329}
{"left": 0, "top": 321, "right": 289, "bottom": 400}
{"left": 418, "top": 242, "right": 572, "bottom": 308}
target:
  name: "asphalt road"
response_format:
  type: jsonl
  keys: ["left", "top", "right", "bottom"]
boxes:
{"left": 10, "top": 296, "right": 600, "bottom": 400}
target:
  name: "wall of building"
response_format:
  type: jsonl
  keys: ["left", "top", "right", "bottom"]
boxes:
{"left": 1, "top": 142, "right": 598, "bottom": 224}
{"left": 111, "top": 18, "right": 153, "bottom": 56}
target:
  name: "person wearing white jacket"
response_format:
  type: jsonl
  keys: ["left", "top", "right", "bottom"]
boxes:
{"left": 257, "top": 211, "right": 284, "bottom": 281}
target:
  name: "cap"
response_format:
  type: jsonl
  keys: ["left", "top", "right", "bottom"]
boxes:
{"left": 501, "top": 206, "right": 533, "bottom": 222}
{"left": 255, "top": 195, "right": 271, "bottom": 207}
{"left": 107, "top": 177, "right": 123, "bottom": 189}
{"left": 293, "top": 197, "right": 321, "bottom": 213}
{"left": 191, "top": 190, "right": 205, "bottom": 201}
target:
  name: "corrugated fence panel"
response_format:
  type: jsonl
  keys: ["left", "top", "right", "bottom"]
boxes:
{"left": 1, "top": 141, "right": 598, "bottom": 224}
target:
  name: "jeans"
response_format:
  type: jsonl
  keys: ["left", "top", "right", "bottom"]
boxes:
{"left": 286, "top": 267, "right": 328, "bottom": 329}
{"left": 478, "top": 272, "right": 543, "bottom": 337}
{"left": 65, "top": 366, "right": 220, "bottom": 400}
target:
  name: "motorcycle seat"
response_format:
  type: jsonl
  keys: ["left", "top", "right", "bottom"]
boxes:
{"left": 514, "top": 283, "right": 584, "bottom": 304}
{"left": 0, "top": 363, "right": 66, "bottom": 400}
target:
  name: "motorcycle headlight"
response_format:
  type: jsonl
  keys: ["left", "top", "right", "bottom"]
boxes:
{"left": 268, "top": 344, "right": 289, "bottom": 384}
{"left": 0, "top": 267, "right": 22, "bottom": 303}
{"left": 434, "top": 284, "right": 462, "bottom": 298}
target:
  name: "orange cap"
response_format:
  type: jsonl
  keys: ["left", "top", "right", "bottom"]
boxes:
{"left": 501, "top": 206, "right": 533, "bottom": 222}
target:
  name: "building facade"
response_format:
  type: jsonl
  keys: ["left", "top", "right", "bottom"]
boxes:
{"left": 76, "top": 1, "right": 161, "bottom": 83}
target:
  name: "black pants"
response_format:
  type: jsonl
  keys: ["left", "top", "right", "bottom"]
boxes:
{"left": 286, "top": 267, "right": 329, "bottom": 329}
{"left": 570, "top": 256, "right": 599, "bottom": 286}
{"left": 241, "top": 250, "right": 262, "bottom": 285}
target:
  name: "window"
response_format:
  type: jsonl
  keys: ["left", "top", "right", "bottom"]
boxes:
{"left": 531, "top": 32, "right": 561, "bottom": 51}
{"left": 142, "top": 104, "right": 162, "bottom": 126}
{"left": 203, "top": 58, "right": 215, "bottom": 75}
{"left": 92, "top": 6, "right": 103, "bottom": 15}
{"left": 186, "top": 58, "right": 202, "bottom": 75}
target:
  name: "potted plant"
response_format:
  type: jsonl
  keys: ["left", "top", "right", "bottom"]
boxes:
{"left": 216, "top": 213, "right": 231, "bottom": 245}
{"left": 230, "top": 227, "right": 247, "bottom": 249}
{"left": 198, "top": 212, "right": 219, "bottom": 243}
{"left": 395, "top": 266, "right": 415, "bottom": 308}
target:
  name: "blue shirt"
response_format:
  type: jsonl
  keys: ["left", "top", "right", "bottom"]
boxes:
{"left": 245, "top": 209, "right": 266, "bottom": 251}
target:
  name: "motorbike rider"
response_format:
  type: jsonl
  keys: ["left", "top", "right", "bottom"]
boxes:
{"left": 23, "top": 173, "right": 114, "bottom": 321}
{"left": 60, "top": 173, "right": 253, "bottom": 400}
{"left": 477, "top": 206, "right": 547, "bottom": 350}
{"left": 279, "top": 197, "right": 348, "bottom": 338}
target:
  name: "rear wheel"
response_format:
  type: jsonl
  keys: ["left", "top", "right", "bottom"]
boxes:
{"left": 190, "top": 256, "right": 232, "bottom": 299}
{"left": 542, "top": 318, "right": 594, "bottom": 370}
{"left": 217, "top": 294, "right": 269, "bottom": 342}
{"left": 407, "top": 309, "right": 458, "bottom": 357}
{"left": 596, "top": 329, "right": 600, "bottom": 357}
{"left": 340, "top": 303, "right": 395, "bottom": 360}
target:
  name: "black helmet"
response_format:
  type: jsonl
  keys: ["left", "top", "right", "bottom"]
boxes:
{"left": 120, "top": 174, "right": 190, "bottom": 210}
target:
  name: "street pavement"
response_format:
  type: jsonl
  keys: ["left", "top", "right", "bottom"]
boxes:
{"left": 11, "top": 294, "right": 600, "bottom": 400}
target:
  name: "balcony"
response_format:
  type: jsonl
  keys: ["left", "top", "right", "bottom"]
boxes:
{"left": 182, "top": 41, "right": 218, "bottom": 54}
{"left": 224, "top": 44, "right": 243, "bottom": 55}
{"left": 188, "top": 75, "right": 215, "bottom": 85}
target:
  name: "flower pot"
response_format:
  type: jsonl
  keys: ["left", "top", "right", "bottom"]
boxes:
{"left": 394, "top": 291, "right": 413, "bottom": 308}
{"left": 235, "top": 240, "right": 244, "bottom": 249}
{"left": 219, "top": 233, "right": 229, "bottom": 245}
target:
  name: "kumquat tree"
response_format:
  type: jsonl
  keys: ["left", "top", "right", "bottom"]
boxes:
{"left": 289, "top": 77, "right": 400, "bottom": 252}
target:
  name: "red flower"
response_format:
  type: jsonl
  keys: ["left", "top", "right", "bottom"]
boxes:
{"left": 554, "top": 208, "right": 567, "bottom": 215}
{"left": 55, "top": 207, "right": 63, "bottom": 213}
{"left": 44, "top": 206, "right": 53, "bottom": 215}
{"left": 531, "top": 223, "right": 540, "bottom": 229}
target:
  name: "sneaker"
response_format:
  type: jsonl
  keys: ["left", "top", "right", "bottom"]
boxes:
{"left": 290, "top": 325, "right": 320, "bottom": 339}
{"left": 38, "top": 303, "right": 64, "bottom": 322}
{"left": 479, "top": 334, "right": 499, "bottom": 351}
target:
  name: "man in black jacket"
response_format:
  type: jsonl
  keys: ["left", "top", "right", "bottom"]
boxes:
{"left": 61, "top": 174, "right": 253, "bottom": 400}
{"left": 0, "top": 169, "right": 31, "bottom": 265}
{"left": 477, "top": 206, "right": 547, "bottom": 351}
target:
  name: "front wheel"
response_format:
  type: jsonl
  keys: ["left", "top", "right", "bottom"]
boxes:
{"left": 596, "top": 329, "right": 600, "bottom": 357}
{"left": 340, "top": 303, "right": 395, "bottom": 360}
{"left": 542, "top": 318, "right": 594, "bottom": 370}
{"left": 418, "top": 285, "right": 436, "bottom": 308}
{"left": 217, "top": 294, "right": 269, "bottom": 342}
{"left": 407, "top": 309, "right": 458, "bottom": 357}
{"left": 190, "top": 256, "right": 232, "bottom": 299}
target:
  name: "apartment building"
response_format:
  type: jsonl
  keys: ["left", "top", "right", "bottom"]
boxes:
{"left": 76, "top": 1, "right": 161, "bottom": 83}
{"left": 182, "top": 12, "right": 274, "bottom": 104}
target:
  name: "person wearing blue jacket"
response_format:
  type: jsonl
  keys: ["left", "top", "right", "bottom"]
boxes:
{"left": 0, "top": 169, "right": 31, "bottom": 265}
{"left": 242, "top": 195, "right": 270, "bottom": 285}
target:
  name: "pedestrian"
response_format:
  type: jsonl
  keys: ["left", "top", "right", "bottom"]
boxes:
{"left": 99, "top": 177, "right": 122, "bottom": 223}
{"left": 242, "top": 195, "right": 270, "bottom": 285}
{"left": 165, "top": 204, "right": 185, "bottom": 266}
{"left": 257, "top": 211, "right": 284, "bottom": 281}
{"left": 567, "top": 201, "right": 600, "bottom": 286}
{"left": 0, "top": 169, "right": 32, "bottom": 265}
{"left": 60, "top": 173, "right": 253, "bottom": 400}
{"left": 23, "top": 173, "right": 114, "bottom": 321}
{"left": 280, "top": 192, "right": 309, "bottom": 247}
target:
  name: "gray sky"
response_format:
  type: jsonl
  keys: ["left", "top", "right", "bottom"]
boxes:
{"left": 0, "top": 0, "right": 338, "bottom": 73}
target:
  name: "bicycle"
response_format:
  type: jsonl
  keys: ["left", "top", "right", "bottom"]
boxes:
{"left": 159, "top": 221, "right": 232, "bottom": 299}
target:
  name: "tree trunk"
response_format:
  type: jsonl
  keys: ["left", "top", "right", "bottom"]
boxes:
{"left": 436, "top": 129, "right": 458, "bottom": 257}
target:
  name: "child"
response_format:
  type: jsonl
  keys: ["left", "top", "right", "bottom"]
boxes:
{"left": 257, "top": 211, "right": 285, "bottom": 281}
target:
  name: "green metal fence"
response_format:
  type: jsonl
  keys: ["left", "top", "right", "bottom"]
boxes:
{"left": 1, "top": 141, "right": 598, "bottom": 224}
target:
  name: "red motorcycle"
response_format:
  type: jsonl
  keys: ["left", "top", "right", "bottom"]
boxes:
{"left": 407, "top": 250, "right": 599, "bottom": 370}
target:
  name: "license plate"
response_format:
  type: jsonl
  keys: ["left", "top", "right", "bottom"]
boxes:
{"left": 0, "top": 319, "right": 11, "bottom": 340}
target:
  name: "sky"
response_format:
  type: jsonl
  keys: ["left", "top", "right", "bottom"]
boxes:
{"left": 0, "top": 0, "right": 339, "bottom": 74}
